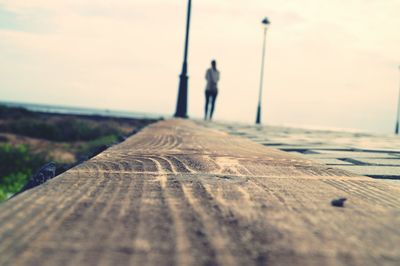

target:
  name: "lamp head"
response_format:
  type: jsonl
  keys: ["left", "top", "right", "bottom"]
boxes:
{"left": 262, "top": 17, "right": 270, "bottom": 27}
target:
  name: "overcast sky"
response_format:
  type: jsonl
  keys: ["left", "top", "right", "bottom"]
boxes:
{"left": 0, "top": 0, "right": 399, "bottom": 133}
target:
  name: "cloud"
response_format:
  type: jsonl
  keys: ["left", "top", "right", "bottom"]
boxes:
{"left": 0, "top": 0, "right": 399, "bottom": 133}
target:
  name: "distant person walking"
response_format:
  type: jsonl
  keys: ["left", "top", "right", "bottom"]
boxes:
{"left": 204, "top": 60, "right": 220, "bottom": 120}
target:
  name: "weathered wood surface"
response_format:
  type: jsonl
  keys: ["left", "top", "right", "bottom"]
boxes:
{"left": 0, "top": 119, "right": 399, "bottom": 266}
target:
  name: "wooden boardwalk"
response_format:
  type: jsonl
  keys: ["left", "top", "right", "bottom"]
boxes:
{"left": 0, "top": 119, "right": 399, "bottom": 266}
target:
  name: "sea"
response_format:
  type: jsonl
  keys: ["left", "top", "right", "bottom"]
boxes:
{"left": 1, "top": 100, "right": 398, "bottom": 136}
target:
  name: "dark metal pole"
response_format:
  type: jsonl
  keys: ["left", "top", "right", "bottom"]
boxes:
{"left": 174, "top": 0, "right": 192, "bottom": 118}
{"left": 395, "top": 65, "right": 400, "bottom": 134}
{"left": 256, "top": 27, "right": 268, "bottom": 124}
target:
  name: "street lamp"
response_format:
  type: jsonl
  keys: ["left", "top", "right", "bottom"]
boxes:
{"left": 174, "top": 0, "right": 192, "bottom": 118}
{"left": 395, "top": 65, "right": 400, "bottom": 134}
{"left": 256, "top": 17, "right": 270, "bottom": 124}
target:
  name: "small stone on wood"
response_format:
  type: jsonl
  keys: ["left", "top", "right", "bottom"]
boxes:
{"left": 331, "top": 197, "right": 347, "bottom": 207}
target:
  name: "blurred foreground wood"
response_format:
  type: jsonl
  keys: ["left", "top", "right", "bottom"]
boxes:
{"left": 0, "top": 119, "right": 399, "bottom": 266}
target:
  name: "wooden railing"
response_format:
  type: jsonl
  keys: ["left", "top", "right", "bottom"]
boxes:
{"left": 0, "top": 119, "right": 399, "bottom": 265}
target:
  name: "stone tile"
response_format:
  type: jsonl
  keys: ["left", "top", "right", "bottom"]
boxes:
{"left": 263, "top": 145, "right": 352, "bottom": 151}
{"left": 312, "top": 151, "right": 399, "bottom": 159}
{"left": 385, "top": 180, "right": 400, "bottom": 186}
{"left": 202, "top": 121, "right": 400, "bottom": 180}
{"left": 311, "top": 158, "right": 354, "bottom": 165}
{"left": 333, "top": 165, "right": 400, "bottom": 178}
{"left": 353, "top": 158, "right": 400, "bottom": 166}
{"left": 288, "top": 152, "right": 352, "bottom": 165}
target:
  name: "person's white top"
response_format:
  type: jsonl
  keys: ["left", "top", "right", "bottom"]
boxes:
{"left": 205, "top": 68, "right": 220, "bottom": 93}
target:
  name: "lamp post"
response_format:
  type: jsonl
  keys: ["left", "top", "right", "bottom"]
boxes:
{"left": 256, "top": 17, "right": 270, "bottom": 124}
{"left": 174, "top": 0, "right": 192, "bottom": 118}
{"left": 395, "top": 65, "right": 400, "bottom": 134}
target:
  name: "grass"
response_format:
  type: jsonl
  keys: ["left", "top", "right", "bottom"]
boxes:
{"left": 0, "top": 105, "right": 158, "bottom": 202}
{"left": 76, "top": 134, "right": 119, "bottom": 157}
{"left": 0, "top": 144, "right": 46, "bottom": 201}
{"left": 2, "top": 117, "right": 122, "bottom": 142}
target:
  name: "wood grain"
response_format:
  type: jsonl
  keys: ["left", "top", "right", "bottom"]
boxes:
{"left": 0, "top": 119, "right": 399, "bottom": 266}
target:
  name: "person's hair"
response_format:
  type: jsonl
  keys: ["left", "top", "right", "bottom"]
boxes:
{"left": 211, "top": 60, "right": 217, "bottom": 69}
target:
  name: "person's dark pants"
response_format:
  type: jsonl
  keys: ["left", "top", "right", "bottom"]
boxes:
{"left": 205, "top": 90, "right": 218, "bottom": 120}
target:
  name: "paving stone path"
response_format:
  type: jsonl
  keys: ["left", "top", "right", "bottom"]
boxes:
{"left": 203, "top": 121, "right": 400, "bottom": 181}
{"left": 0, "top": 119, "right": 399, "bottom": 265}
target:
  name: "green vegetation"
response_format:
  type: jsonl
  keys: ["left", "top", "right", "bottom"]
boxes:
{"left": 0, "top": 144, "right": 46, "bottom": 201}
{"left": 76, "top": 134, "right": 118, "bottom": 156}
{"left": 0, "top": 105, "right": 157, "bottom": 202}
{"left": 0, "top": 105, "right": 37, "bottom": 119}
{"left": 0, "top": 105, "right": 124, "bottom": 142}
{"left": 2, "top": 117, "right": 122, "bottom": 142}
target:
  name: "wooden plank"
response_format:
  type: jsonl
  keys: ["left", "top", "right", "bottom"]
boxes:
{"left": 0, "top": 119, "right": 399, "bottom": 266}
